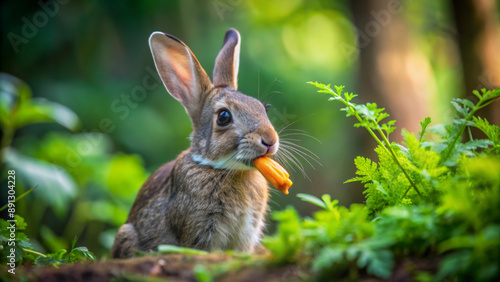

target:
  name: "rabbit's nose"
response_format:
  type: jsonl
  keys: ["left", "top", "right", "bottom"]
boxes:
{"left": 261, "top": 136, "right": 279, "bottom": 156}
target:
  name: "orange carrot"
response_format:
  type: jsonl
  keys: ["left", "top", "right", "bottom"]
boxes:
{"left": 253, "top": 157, "right": 293, "bottom": 194}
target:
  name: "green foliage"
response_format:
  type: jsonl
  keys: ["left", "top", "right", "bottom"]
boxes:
{"left": 262, "top": 83, "right": 500, "bottom": 280}
{"left": 1, "top": 74, "right": 151, "bottom": 258}
{"left": 266, "top": 194, "right": 393, "bottom": 279}
{"left": 306, "top": 200, "right": 394, "bottom": 279}
{"left": 0, "top": 215, "right": 34, "bottom": 263}
{"left": 472, "top": 116, "right": 500, "bottom": 154}
{"left": 34, "top": 236, "right": 95, "bottom": 267}
{"left": 308, "top": 81, "right": 423, "bottom": 201}
{"left": 310, "top": 82, "right": 500, "bottom": 215}
{"left": 5, "top": 148, "right": 78, "bottom": 216}
{"left": 0, "top": 216, "right": 94, "bottom": 267}
{"left": 262, "top": 206, "right": 303, "bottom": 263}
{"left": 0, "top": 73, "right": 80, "bottom": 132}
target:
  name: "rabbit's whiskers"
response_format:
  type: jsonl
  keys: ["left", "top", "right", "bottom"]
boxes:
{"left": 275, "top": 128, "right": 322, "bottom": 181}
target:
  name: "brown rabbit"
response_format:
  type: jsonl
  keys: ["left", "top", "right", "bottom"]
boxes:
{"left": 111, "top": 29, "right": 280, "bottom": 258}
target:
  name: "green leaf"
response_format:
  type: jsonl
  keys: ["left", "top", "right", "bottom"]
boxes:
{"left": 193, "top": 264, "right": 213, "bottom": 282}
{"left": 435, "top": 251, "right": 472, "bottom": 280}
{"left": 14, "top": 216, "right": 27, "bottom": 232}
{"left": 321, "top": 194, "right": 336, "bottom": 211}
{"left": 438, "top": 235, "right": 475, "bottom": 253}
{"left": 381, "top": 120, "right": 396, "bottom": 136}
{"left": 472, "top": 116, "right": 500, "bottom": 154}
{"left": 297, "top": 193, "right": 326, "bottom": 209}
{"left": 0, "top": 73, "right": 80, "bottom": 130}
{"left": 0, "top": 73, "right": 32, "bottom": 126}
{"left": 481, "top": 87, "right": 500, "bottom": 100}
{"left": 462, "top": 139, "right": 493, "bottom": 151}
{"left": 35, "top": 249, "right": 67, "bottom": 267}
{"left": 363, "top": 248, "right": 393, "bottom": 279}
{"left": 14, "top": 98, "right": 80, "bottom": 131}
{"left": 418, "top": 117, "right": 432, "bottom": 142}
{"left": 5, "top": 148, "right": 77, "bottom": 216}
{"left": 451, "top": 99, "right": 470, "bottom": 117}
{"left": 348, "top": 156, "right": 378, "bottom": 183}
{"left": 355, "top": 104, "right": 377, "bottom": 121}
{"left": 157, "top": 245, "right": 209, "bottom": 255}
{"left": 68, "top": 246, "right": 95, "bottom": 263}
{"left": 71, "top": 236, "right": 78, "bottom": 250}
{"left": 312, "top": 246, "right": 344, "bottom": 272}
{"left": 456, "top": 98, "right": 475, "bottom": 109}
{"left": 373, "top": 181, "right": 390, "bottom": 197}
{"left": 0, "top": 215, "right": 32, "bottom": 263}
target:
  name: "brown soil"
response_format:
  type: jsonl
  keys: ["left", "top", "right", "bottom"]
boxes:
{"left": 8, "top": 253, "right": 439, "bottom": 282}
{"left": 14, "top": 253, "right": 301, "bottom": 282}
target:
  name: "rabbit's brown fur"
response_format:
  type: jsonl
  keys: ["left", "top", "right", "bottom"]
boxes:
{"left": 111, "top": 29, "right": 279, "bottom": 258}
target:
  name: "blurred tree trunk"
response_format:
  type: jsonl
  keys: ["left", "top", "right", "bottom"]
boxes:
{"left": 349, "top": 0, "right": 433, "bottom": 151}
{"left": 451, "top": 0, "right": 500, "bottom": 126}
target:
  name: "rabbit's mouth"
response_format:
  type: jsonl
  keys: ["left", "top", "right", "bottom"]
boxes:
{"left": 191, "top": 136, "right": 278, "bottom": 170}
{"left": 191, "top": 152, "right": 255, "bottom": 170}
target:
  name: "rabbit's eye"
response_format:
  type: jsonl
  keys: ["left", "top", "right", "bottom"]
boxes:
{"left": 217, "top": 110, "right": 232, "bottom": 126}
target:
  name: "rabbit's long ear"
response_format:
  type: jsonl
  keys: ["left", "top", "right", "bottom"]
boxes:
{"left": 149, "top": 32, "right": 212, "bottom": 117}
{"left": 213, "top": 28, "right": 241, "bottom": 90}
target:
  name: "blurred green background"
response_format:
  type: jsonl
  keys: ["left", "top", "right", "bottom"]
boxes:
{"left": 1, "top": 0, "right": 499, "bottom": 258}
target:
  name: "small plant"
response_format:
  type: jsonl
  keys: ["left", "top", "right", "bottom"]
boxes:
{"left": 0, "top": 215, "right": 95, "bottom": 267}
{"left": 34, "top": 236, "right": 95, "bottom": 267}
{"left": 264, "top": 82, "right": 500, "bottom": 281}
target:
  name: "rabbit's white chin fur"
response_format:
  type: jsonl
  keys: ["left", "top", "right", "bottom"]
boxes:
{"left": 192, "top": 154, "right": 254, "bottom": 170}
